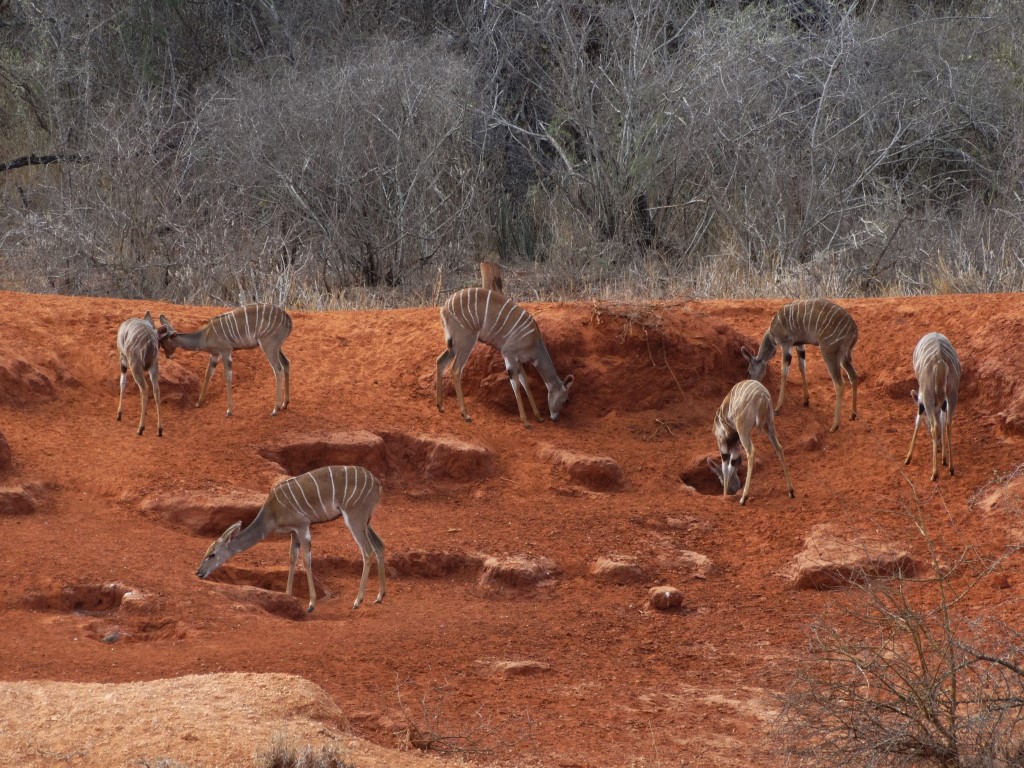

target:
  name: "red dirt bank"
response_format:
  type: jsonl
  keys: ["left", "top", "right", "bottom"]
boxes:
{"left": 0, "top": 290, "right": 1022, "bottom": 767}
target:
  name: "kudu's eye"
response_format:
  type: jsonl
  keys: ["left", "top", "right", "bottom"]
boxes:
{"left": 720, "top": 453, "right": 729, "bottom": 462}
{"left": 731, "top": 457, "right": 742, "bottom": 466}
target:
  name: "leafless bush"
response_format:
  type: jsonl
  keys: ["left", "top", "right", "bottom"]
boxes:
{"left": 0, "top": 0, "right": 1022, "bottom": 304}
{"left": 779, "top": 522, "right": 1024, "bottom": 767}
{"left": 184, "top": 40, "right": 483, "bottom": 299}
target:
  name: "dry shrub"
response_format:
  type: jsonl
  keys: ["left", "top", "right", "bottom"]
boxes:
{"left": 779, "top": 518, "right": 1024, "bottom": 767}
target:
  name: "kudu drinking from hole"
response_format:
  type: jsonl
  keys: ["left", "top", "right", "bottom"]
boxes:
{"left": 157, "top": 304, "right": 292, "bottom": 416}
{"left": 196, "top": 465, "right": 386, "bottom": 612}
{"left": 905, "top": 332, "right": 961, "bottom": 481}
{"left": 713, "top": 379, "right": 795, "bottom": 506}
{"left": 436, "top": 287, "right": 573, "bottom": 428}
{"left": 743, "top": 298, "right": 859, "bottom": 433}
{"left": 116, "top": 311, "right": 163, "bottom": 437}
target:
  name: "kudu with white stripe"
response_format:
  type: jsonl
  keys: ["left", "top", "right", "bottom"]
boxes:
{"left": 713, "top": 379, "right": 795, "bottom": 505}
{"left": 905, "top": 332, "right": 961, "bottom": 481}
{"left": 436, "top": 287, "right": 574, "bottom": 428}
{"left": 743, "top": 298, "right": 859, "bottom": 433}
{"left": 116, "top": 311, "right": 163, "bottom": 437}
{"left": 157, "top": 304, "right": 292, "bottom": 416}
{"left": 196, "top": 465, "right": 385, "bottom": 612}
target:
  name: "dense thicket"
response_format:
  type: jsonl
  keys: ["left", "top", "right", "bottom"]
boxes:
{"left": 0, "top": 0, "right": 1020, "bottom": 305}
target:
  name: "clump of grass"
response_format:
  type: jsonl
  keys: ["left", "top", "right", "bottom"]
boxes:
{"left": 255, "top": 734, "right": 354, "bottom": 768}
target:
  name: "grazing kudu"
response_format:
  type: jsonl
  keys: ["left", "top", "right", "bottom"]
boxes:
{"left": 157, "top": 304, "right": 292, "bottom": 416}
{"left": 743, "top": 298, "right": 859, "bottom": 432}
{"left": 713, "top": 379, "right": 795, "bottom": 505}
{"left": 116, "top": 311, "right": 163, "bottom": 437}
{"left": 436, "top": 287, "right": 574, "bottom": 428}
{"left": 905, "top": 332, "right": 961, "bottom": 481}
{"left": 196, "top": 465, "right": 386, "bottom": 612}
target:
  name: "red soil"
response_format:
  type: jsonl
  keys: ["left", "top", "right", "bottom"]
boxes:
{"left": 0, "top": 290, "right": 1021, "bottom": 767}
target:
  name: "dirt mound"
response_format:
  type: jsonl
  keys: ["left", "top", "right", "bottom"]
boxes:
{"left": 0, "top": 673, "right": 447, "bottom": 768}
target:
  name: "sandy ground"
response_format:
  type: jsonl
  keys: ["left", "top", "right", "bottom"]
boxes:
{"left": 0, "top": 289, "right": 1022, "bottom": 767}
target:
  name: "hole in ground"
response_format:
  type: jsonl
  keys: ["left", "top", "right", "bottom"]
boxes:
{"left": 22, "top": 583, "right": 131, "bottom": 615}
{"left": 680, "top": 457, "right": 740, "bottom": 496}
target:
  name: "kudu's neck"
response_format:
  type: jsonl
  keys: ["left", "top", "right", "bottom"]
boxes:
{"left": 173, "top": 329, "right": 210, "bottom": 353}
{"left": 532, "top": 339, "right": 565, "bottom": 391}
{"left": 231, "top": 509, "right": 274, "bottom": 554}
{"left": 756, "top": 331, "right": 778, "bottom": 362}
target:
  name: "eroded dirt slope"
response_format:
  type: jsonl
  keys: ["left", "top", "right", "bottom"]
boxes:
{"left": 1, "top": 290, "right": 1023, "bottom": 767}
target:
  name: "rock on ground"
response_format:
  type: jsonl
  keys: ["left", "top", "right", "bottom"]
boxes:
{"left": 785, "top": 524, "right": 920, "bottom": 590}
{"left": 540, "top": 445, "right": 625, "bottom": 491}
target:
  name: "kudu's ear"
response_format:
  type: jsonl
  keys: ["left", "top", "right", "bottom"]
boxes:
{"left": 741, "top": 346, "right": 754, "bottom": 361}
{"left": 218, "top": 521, "right": 243, "bottom": 543}
{"left": 910, "top": 389, "right": 919, "bottom": 402}
{"left": 706, "top": 456, "right": 724, "bottom": 479}
{"left": 143, "top": 310, "right": 153, "bottom": 324}
{"left": 563, "top": 374, "right": 574, "bottom": 392}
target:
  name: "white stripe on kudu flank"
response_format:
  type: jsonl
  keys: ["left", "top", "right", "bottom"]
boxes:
{"left": 436, "top": 287, "right": 574, "bottom": 428}
{"left": 157, "top": 304, "right": 292, "bottom": 417}
{"left": 905, "top": 332, "right": 961, "bottom": 481}
{"left": 116, "top": 311, "right": 164, "bottom": 438}
{"left": 196, "top": 466, "right": 385, "bottom": 613}
{"left": 743, "top": 298, "right": 859, "bottom": 433}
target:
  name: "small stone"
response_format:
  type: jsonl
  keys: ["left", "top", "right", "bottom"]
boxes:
{"left": 648, "top": 586, "right": 684, "bottom": 610}
{"left": 492, "top": 660, "right": 551, "bottom": 678}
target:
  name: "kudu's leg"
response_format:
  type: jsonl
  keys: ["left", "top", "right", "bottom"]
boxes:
{"left": 797, "top": 346, "right": 809, "bottom": 406}
{"left": 368, "top": 526, "right": 386, "bottom": 605}
{"left": 842, "top": 355, "right": 858, "bottom": 421}
{"left": 905, "top": 396, "right": 923, "bottom": 466}
{"left": 197, "top": 354, "right": 219, "bottom": 408}
{"left": 505, "top": 359, "right": 532, "bottom": 428}
{"left": 823, "top": 357, "right": 845, "bottom": 433}
{"left": 260, "top": 340, "right": 286, "bottom": 415}
{"left": 450, "top": 343, "right": 475, "bottom": 423}
{"left": 739, "top": 434, "right": 756, "bottom": 506}
{"left": 775, "top": 344, "right": 792, "bottom": 415}
{"left": 929, "top": 417, "right": 941, "bottom": 481}
{"left": 280, "top": 350, "right": 290, "bottom": 410}
{"left": 435, "top": 344, "right": 455, "bottom": 413}
{"left": 766, "top": 421, "right": 795, "bottom": 498}
{"left": 131, "top": 364, "right": 148, "bottom": 436}
{"left": 117, "top": 361, "right": 128, "bottom": 423}
{"left": 348, "top": 517, "right": 385, "bottom": 609}
{"left": 148, "top": 364, "right": 163, "bottom": 437}
{"left": 285, "top": 533, "right": 300, "bottom": 596}
{"left": 944, "top": 405, "right": 955, "bottom": 476}
{"left": 223, "top": 353, "right": 235, "bottom": 417}
{"left": 298, "top": 529, "right": 316, "bottom": 612}
{"left": 518, "top": 370, "right": 544, "bottom": 422}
